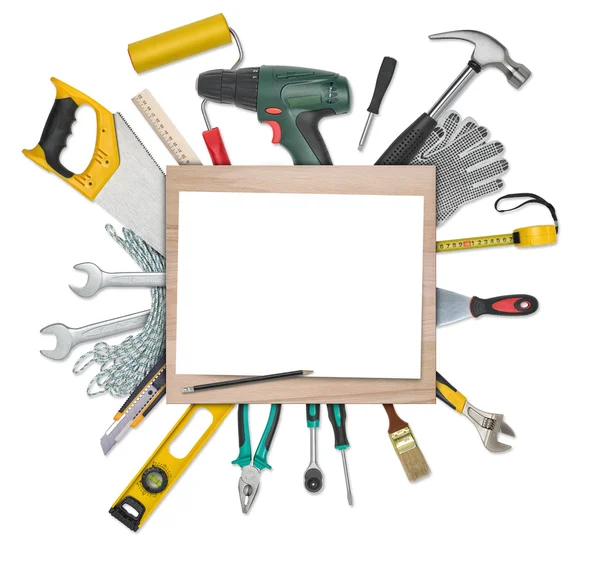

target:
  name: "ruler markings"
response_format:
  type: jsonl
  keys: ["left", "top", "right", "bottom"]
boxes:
{"left": 132, "top": 89, "right": 202, "bottom": 165}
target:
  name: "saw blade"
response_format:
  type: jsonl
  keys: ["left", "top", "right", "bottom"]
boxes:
{"left": 95, "top": 113, "right": 166, "bottom": 256}
{"left": 436, "top": 288, "right": 472, "bottom": 326}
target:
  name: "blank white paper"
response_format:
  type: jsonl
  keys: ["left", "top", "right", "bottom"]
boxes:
{"left": 176, "top": 191, "right": 424, "bottom": 379}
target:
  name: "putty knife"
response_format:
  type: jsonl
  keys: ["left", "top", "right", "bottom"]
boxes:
{"left": 437, "top": 288, "right": 538, "bottom": 326}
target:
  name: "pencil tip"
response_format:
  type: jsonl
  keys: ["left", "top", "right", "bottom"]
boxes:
{"left": 302, "top": 370, "right": 314, "bottom": 375}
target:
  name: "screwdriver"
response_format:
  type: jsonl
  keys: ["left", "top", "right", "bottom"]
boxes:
{"left": 304, "top": 405, "right": 324, "bottom": 493}
{"left": 358, "top": 56, "right": 397, "bottom": 150}
{"left": 327, "top": 404, "right": 353, "bottom": 506}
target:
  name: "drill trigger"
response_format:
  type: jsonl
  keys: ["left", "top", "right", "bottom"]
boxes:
{"left": 264, "top": 121, "right": 281, "bottom": 144}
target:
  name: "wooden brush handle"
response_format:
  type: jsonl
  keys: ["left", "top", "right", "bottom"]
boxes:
{"left": 383, "top": 404, "right": 408, "bottom": 434}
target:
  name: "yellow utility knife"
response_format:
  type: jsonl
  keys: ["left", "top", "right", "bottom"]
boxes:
{"left": 23, "top": 78, "right": 165, "bottom": 255}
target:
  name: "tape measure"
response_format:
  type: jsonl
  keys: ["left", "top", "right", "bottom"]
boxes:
{"left": 110, "top": 403, "right": 233, "bottom": 531}
{"left": 437, "top": 225, "right": 556, "bottom": 253}
{"left": 132, "top": 89, "right": 201, "bottom": 165}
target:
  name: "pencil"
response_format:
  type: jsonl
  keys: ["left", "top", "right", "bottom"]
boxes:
{"left": 181, "top": 370, "right": 313, "bottom": 394}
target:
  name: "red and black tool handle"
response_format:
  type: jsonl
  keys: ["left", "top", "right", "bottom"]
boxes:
{"left": 470, "top": 294, "right": 538, "bottom": 318}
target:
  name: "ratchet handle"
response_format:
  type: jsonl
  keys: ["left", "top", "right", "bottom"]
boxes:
{"left": 327, "top": 404, "right": 349, "bottom": 450}
{"left": 306, "top": 404, "right": 320, "bottom": 428}
{"left": 375, "top": 112, "right": 437, "bottom": 165}
{"left": 436, "top": 372, "right": 466, "bottom": 414}
{"left": 202, "top": 127, "right": 231, "bottom": 165}
{"left": 367, "top": 57, "right": 397, "bottom": 114}
{"left": 232, "top": 404, "right": 252, "bottom": 468}
{"left": 471, "top": 294, "right": 538, "bottom": 318}
{"left": 254, "top": 404, "right": 282, "bottom": 471}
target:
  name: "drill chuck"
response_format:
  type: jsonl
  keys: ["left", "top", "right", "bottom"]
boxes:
{"left": 196, "top": 67, "right": 259, "bottom": 111}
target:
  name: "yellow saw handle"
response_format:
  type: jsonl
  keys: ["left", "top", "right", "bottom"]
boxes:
{"left": 22, "top": 78, "right": 119, "bottom": 200}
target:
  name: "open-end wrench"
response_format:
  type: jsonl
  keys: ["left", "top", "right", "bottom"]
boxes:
{"left": 436, "top": 372, "right": 515, "bottom": 452}
{"left": 70, "top": 263, "right": 165, "bottom": 298}
{"left": 40, "top": 310, "right": 150, "bottom": 360}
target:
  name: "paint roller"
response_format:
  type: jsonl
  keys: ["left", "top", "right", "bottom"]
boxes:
{"left": 128, "top": 13, "right": 241, "bottom": 164}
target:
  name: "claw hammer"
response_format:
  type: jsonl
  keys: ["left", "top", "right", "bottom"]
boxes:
{"left": 375, "top": 30, "right": 531, "bottom": 165}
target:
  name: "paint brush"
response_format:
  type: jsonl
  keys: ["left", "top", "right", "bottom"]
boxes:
{"left": 181, "top": 370, "right": 313, "bottom": 393}
{"left": 382, "top": 404, "right": 431, "bottom": 482}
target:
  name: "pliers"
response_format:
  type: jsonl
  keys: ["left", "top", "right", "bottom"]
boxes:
{"left": 232, "top": 404, "right": 281, "bottom": 514}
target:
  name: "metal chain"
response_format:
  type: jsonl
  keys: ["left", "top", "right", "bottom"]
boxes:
{"left": 72, "top": 225, "right": 166, "bottom": 398}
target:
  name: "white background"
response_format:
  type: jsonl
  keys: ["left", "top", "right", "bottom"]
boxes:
{"left": 1, "top": 0, "right": 598, "bottom": 562}
{"left": 176, "top": 192, "right": 423, "bottom": 379}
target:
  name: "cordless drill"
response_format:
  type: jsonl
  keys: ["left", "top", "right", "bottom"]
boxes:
{"left": 196, "top": 66, "right": 351, "bottom": 165}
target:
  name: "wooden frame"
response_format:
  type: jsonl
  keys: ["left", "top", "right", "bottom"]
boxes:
{"left": 166, "top": 166, "right": 436, "bottom": 404}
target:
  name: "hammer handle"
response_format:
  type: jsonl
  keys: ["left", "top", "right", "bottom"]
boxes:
{"left": 375, "top": 112, "right": 437, "bottom": 165}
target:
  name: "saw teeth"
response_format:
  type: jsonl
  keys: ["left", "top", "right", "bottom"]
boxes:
{"left": 116, "top": 112, "right": 165, "bottom": 176}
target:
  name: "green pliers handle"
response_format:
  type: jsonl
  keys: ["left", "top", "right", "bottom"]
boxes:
{"left": 232, "top": 404, "right": 282, "bottom": 471}
{"left": 306, "top": 404, "right": 320, "bottom": 428}
{"left": 327, "top": 404, "right": 349, "bottom": 450}
{"left": 232, "top": 404, "right": 252, "bottom": 468}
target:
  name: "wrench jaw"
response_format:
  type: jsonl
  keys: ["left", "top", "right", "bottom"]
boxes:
{"left": 40, "top": 323, "right": 74, "bottom": 360}
{"left": 70, "top": 263, "right": 104, "bottom": 298}
{"left": 463, "top": 401, "right": 515, "bottom": 453}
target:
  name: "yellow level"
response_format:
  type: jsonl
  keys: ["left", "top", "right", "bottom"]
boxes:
{"left": 110, "top": 403, "right": 234, "bottom": 531}
{"left": 437, "top": 225, "right": 556, "bottom": 253}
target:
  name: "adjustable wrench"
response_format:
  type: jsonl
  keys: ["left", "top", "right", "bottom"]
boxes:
{"left": 70, "top": 263, "right": 165, "bottom": 298}
{"left": 436, "top": 372, "right": 515, "bottom": 452}
{"left": 40, "top": 310, "right": 150, "bottom": 360}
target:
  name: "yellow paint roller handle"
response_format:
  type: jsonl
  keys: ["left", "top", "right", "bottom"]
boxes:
{"left": 128, "top": 13, "right": 232, "bottom": 73}
{"left": 22, "top": 78, "right": 119, "bottom": 200}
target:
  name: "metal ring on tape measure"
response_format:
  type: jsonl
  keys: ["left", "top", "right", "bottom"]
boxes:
{"left": 141, "top": 467, "right": 168, "bottom": 493}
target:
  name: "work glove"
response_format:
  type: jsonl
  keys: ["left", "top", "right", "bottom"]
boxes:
{"left": 410, "top": 111, "right": 508, "bottom": 224}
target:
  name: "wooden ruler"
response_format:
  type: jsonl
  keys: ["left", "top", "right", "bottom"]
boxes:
{"left": 132, "top": 89, "right": 201, "bottom": 165}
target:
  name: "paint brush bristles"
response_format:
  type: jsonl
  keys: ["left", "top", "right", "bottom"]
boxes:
{"left": 383, "top": 404, "right": 431, "bottom": 482}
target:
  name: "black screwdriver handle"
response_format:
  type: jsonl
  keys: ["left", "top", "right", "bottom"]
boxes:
{"left": 375, "top": 112, "right": 437, "bottom": 165}
{"left": 327, "top": 404, "right": 349, "bottom": 450}
{"left": 367, "top": 57, "right": 397, "bottom": 115}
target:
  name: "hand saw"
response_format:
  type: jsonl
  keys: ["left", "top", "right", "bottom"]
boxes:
{"left": 101, "top": 355, "right": 167, "bottom": 455}
{"left": 23, "top": 78, "right": 165, "bottom": 256}
{"left": 110, "top": 403, "right": 233, "bottom": 531}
